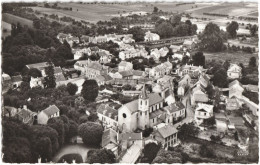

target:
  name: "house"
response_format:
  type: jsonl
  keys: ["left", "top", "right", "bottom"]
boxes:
{"left": 122, "top": 90, "right": 142, "bottom": 97}
{"left": 73, "top": 48, "right": 91, "bottom": 60}
{"left": 89, "top": 36, "right": 108, "bottom": 43}
{"left": 227, "top": 64, "right": 242, "bottom": 79}
{"left": 132, "top": 70, "right": 146, "bottom": 79}
{"left": 226, "top": 98, "right": 241, "bottom": 111}
{"left": 26, "top": 62, "right": 50, "bottom": 75}
{"left": 243, "top": 84, "right": 258, "bottom": 93}
{"left": 122, "top": 36, "right": 135, "bottom": 44}
{"left": 178, "top": 74, "right": 191, "bottom": 96}
{"left": 97, "top": 104, "right": 118, "bottom": 130}
{"left": 149, "top": 61, "right": 172, "bottom": 79}
{"left": 102, "top": 128, "right": 119, "bottom": 156}
{"left": 157, "top": 75, "right": 174, "bottom": 84}
{"left": 194, "top": 103, "right": 214, "bottom": 125}
{"left": 74, "top": 60, "right": 91, "bottom": 74}
{"left": 241, "top": 96, "right": 259, "bottom": 116}
{"left": 144, "top": 31, "right": 160, "bottom": 41}
{"left": 98, "top": 51, "right": 112, "bottom": 64}
{"left": 11, "top": 75, "right": 23, "bottom": 88}
{"left": 190, "top": 84, "right": 209, "bottom": 106}
{"left": 163, "top": 102, "right": 185, "bottom": 124}
{"left": 96, "top": 75, "right": 113, "bottom": 86}
{"left": 153, "top": 124, "right": 178, "bottom": 149}
{"left": 119, "top": 132, "right": 144, "bottom": 151}
{"left": 30, "top": 77, "right": 44, "bottom": 88}
{"left": 119, "top": 49, "right": 140, "bottom": 60}
{"left": 118, "top": 86, "right": 164, "bottom": 132}
{"left": 16, "top": 105, "right": 36, "bottom": 125}
{"left": 159, "top": 47, "right": 169, "bottom": 57}
{"left": 172, "top": 53, "right": 184, "bottom": 61}
{"left": 215, "top": 113, "right": 228, "bottom": 133}
{"left": 3, "top": 106, "right": 18, "bottom": 117}
{"left": 118, "top": 61, "right": 133, "bottom": 72}
{"left": 152, "top": 83, "right": 175, "bottom": 105}
{"left": 183, "top": 40, "right": 196, "bottom": 50}
{"left": 176, "top": 64, "right": 206, "bottom": 77}
{"left": 229, "top": 80, "right": 244, "bottom": 99}
{"left": 67, "top": 36, "right": 80, "bottom": 47}
{"left": 53, "top": 67, "right": 66, "bottom": 83}
{"left": 85, "top": 62, "right": 109, "bottom": 79}
{"left": 150, "top": 48, "right": 161, "bottom": 61}
{"left": 170, "top": 45, "right": 181, "bottom": 53}
{"left": 37, "top": 105, "right": 60, "bottom": 125}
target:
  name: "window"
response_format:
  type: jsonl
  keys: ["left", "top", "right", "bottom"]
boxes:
{"left": 140, "top": 100, "right": 142, "bottom": 105}
{"left": 204, "top": 112, "right": 206, "bottom": 116}
{"left": 123, "top": 113, "right": 127, "bottom": 118}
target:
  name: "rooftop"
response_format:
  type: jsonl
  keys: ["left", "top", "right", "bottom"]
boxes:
{"left": 42, "top": 105, "right": 60, "bottom": 116}
{"left": 156, "top": 124, "right": 178, "bottom": 138}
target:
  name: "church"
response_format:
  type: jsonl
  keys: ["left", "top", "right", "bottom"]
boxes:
{"left": 118, "top": 84, "right": 175, "bottom": 133}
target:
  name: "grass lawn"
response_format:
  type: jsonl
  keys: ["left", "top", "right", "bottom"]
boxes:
{"left": 204, "top": 51, "right": 258, "bottom": 66}
{"left": 2, "top": 13, "right": 33, "bottom": 28}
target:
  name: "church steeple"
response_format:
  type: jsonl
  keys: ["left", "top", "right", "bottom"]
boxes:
{"left": 139, "top": 84, "right": 148, "bottom": 99}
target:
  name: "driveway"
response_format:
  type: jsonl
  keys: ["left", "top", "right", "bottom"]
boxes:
{"left": 52, "top": 144, "right": 98, "bottom": 163}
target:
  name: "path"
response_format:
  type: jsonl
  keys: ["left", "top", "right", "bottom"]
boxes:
{"left": 52, "top": 144, "right": 98, "bottom": 163}
{"left": 119, "top": 144, "right": 142, "bottom": 164}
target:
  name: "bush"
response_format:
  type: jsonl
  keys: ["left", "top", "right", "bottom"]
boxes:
{"left": 78, "top": 122, "right": 103, "bottom": 146}
{"left": 199, "top": 144, "right": 215, "bottom": 158}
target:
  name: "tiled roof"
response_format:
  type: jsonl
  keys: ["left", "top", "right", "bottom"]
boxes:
{"left": 149, "top": 109, "right": 165, "bottom": 119}
{"left": 164, "top": 102, "right": 185, "bottom": 113}
{"left": 102, "top": 128, "right": 118, "bottom": 147}
{"left": 119, "top": 70, "right": 133, "bottom": 77}
{"left": 132, "top": 70, "right": 144, "bottom": 76}
{"left": 229, "top": 80, "right": 243, "bottom": 88}
{"left": 87, "top": 62, "right": 103, "bottom": 71}
{"left": 123, "top": 100, "right": 139, "bottom": 113}
{"left": 42, "top": 105, "right": 60, "bottom": 116}
{"left": 119, "top": 132, "right": 142, "bottom": 141}
{"left": 148, "top": 93, "right": 163, "bottom": 106}
{"left": 156, "top": 124, "right": 178, "bottom": 138}
{"left": 196, "top": 103, "right": 213, "bottom": 113}
{"left": 17, "top": 108, "right": 34, "bottom": 119}
{"left": 55, "top": 74, "right": 66, "bottom": 82}
{"left": 97, "top": 104, "right": 118, "bottom": 120}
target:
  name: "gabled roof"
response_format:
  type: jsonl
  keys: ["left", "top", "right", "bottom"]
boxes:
{"left": 196, "top": 103, "right": 213, "bottom": 114}
{"left": 119, "top": 61, "right": 133, "bottom": 67}
{"left": 149, "top": 109, "right": 165, "bottom": 119}
{"left": 102, "top": 128, "right": 118, "bottom": 147}
{"left": 164, "top": 102, "right": 185, "bottom": 113}
{"left": 42, "top": 105, "right": 60, "bottom": 116}
{"left": 26, "top": 62, "right": 49, "bottom": 70}
{"left": 17, "top": 108, "right": 34, "bottom": 119}
{"left": 156, "top": 124, "right": 178, "bottom": 138}
{"left": 97, "top": 104, "right": 118, "bottom": 120}
{"left": 229, "top": 80, "right": 243, "bottom": 88}
{"left": 183, "top": 40, "right": 194, "bottom": 46}
{"left": 119, "top": 70, "right": 133, "bottom": 77}
{"left": 119, "top": 132, "right": 142, "bottom": 141}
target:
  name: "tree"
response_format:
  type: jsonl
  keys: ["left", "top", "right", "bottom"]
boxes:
{"left": 128, "top": 27, "right": 145, "bottom": 42}
{"left": 78, "top": 122, "right": 103, "bottom": 146}
{"left": 79, "top": 115, "right": 89, "bottom": 124}
{"left": 203, "top": 116, "right": 216, "bottom": 127}
{"left": 178, "top": 123, "right": 199, "bottom": 141}
{"left": 152, "top": 149, "right": 183, "bottom": 163}
{"left": 223, "top": 60, "right": 230, "bottom": 70}
{"left": 226, "top": 21, "right": 239, "bottom": 38}
{"left": 192, "top": 51, "right": 205, "bottom": 67}
{"left": 56, "top": 41, "right": 73, "bottom": 60}
{"left": 250, "top": 24, "right": 258, "bottom": 36}
{"left": 199, "top": 22, "right": 224, "bottom": 52}
{"left": 170, "top": 14, "right": 181, "bottom": 27}
{"left": 153, "top": 6, "right": 158, "bottom": 13}
{"left": 66, "top": 83, "right": 78, "bottom": 95}
{"left": 143, "top": 143, "right": 161, "bottom": 163}
{"left": 205, "top": 83, "right": 215, "bottom": 99}
{"left": 86, "top": 149, "right": 116, "bottom": 163}
{"left": 47, "top": 117, "right": 65, "bottom": 146}
{"left": 28, "top": 68, "right": 42, "bottom": 78}
{"left": 249, "top": 57, "right": 256, "bottom": 68}
{"left": 44, "top": 62, "right": 56, "bottom": 88}
{"left": 212, "top": 68, "right": 228, "bottom": 88}
{"left": 199, "top": 144, "right": 215, "bottom": 158}
{"left": 81, "top": 79, "right": 99, "bottom": 102}
{"left": 155, "top": 21, "right": 174, "bottom": 38}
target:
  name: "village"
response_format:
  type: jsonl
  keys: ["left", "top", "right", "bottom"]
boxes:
{"left": 1, "top": 1, "right": 259, "bottom": 164}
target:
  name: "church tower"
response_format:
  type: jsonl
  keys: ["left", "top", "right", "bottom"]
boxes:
{"left": 138, "top": 85, "right": 150, "bottom": 130}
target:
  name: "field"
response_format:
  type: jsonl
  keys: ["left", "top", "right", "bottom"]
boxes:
{"left": 190, "top": 2, "right": 258, "bottom": 18}
{"left": 2, "top": 21, "right": 12, "bottom": 39}
{"left": 30, "top": 2, "right": 213, "bottom": 23}
{"left": 204, "top": 51, "right": 258, "bottom": 66}
{"left": 2, "top": 13, "right": 33, "bottom": 28}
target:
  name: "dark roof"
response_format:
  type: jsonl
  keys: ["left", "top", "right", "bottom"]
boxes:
{"left": 156, "top": 124, "right": 178, "bottom": 138}
{"left": 119, "top": 132, "right": 142, "bottom": 141}
{"left": 149, "top": 109, "right": 165, "bottom": 119}
{"left": 17, "top": 109, "right": 33, "bottom": 119}
{"left": 42, "top": 105, "right": 60, "bottom": 116}
{"left": 102, "top": 129, "right": 118, "bottom": 147}
{"left": 97, "top": 104, "right": 118, "bottom": 120}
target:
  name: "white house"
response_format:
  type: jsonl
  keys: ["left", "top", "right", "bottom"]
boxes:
{"left": 73, "top": 48, "right": 91, "bottom": 60}
{"left": 37, "top": 105, "right": 60, "bottom": 125}
{"left": 30, "top": 77, "right": 44, "bottom": 88}
{"left": 227, "top": 64, "right": 242, "bottom": 79}
{"left": 229, "top": 80, "right": 244, "bottom": 99}
{"left": 194, "top": 103, "right": 214, "bottom": 125}
{"left": 97, "top": 104, "right": 118, "bottom": 130}
{"left": 144, "top": 31, "right": 160, "bottom": 42}
{"left": 118, "top": 61, "right": 133, "bottom": 72}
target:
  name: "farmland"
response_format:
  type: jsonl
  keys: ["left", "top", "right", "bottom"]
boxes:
{"left": 2, "top": 13, "right": 33, "bottom": 28}
{"left": 30, "top": 2, "right": 213, "bottom": 23}
{"left": 204, "top": 51, "right": 258, "bottom": 66}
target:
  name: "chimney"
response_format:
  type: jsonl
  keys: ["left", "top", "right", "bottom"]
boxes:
{"left": 38, "top": 156, "right": 41, "bottom": 163}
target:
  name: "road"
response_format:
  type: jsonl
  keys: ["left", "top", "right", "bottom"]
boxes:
{"left": 52, "top": 144, "right": 98, "bottom": 163}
